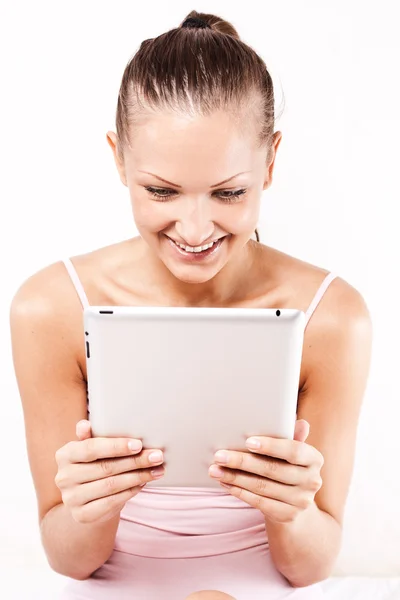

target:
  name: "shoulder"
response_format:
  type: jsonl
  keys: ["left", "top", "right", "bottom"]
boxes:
{"left": 257, "top": 245, "right": 373, "bottom": 385}
{"left": 261, "top": 243, "right": 371, "bottom": 323}
{"left": 306, "top": 274, "right": 372, "bottom": 339}
{"left": 257, "top": 243, "right": 370, "bottom": 320}
{"left": 9, "top": 236, "right": 123, "bottom": 314}
{"left": 302, "top": 273, "right": 373, "bottom": 391}
{"left": 10, "top": 259, "right": 77, "bottom": 318}
{"left": 9, "top": 260, "right": 87, "bottom": 373}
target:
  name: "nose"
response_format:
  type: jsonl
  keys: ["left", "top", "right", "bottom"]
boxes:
{"left": 175, "top": 197, "right": 215, "bottom": 246}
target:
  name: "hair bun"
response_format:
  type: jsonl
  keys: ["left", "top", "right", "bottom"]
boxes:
{"left": 181, "top": 17, "right": 211, "bottom": 29}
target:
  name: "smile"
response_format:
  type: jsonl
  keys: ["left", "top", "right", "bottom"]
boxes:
{"left": 171, "top": 239, "right": 220, "bottom": 253}
{"left": 164, "top": 234, "right": 228, "bottom": 261}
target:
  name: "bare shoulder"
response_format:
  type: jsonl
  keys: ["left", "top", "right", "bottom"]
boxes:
{"left": 10, "top": 239, "right": 140, "bottom": 382}
{"left": 11, "top": 259, "right": 76, "bottom": 311}
{"left": 304, "top": 268, "right": 371, "bottom": 330}
{"left": 10, "top": 259, "right": 84, "bottom": 350}
{"left": 303, "top": 270, "right": 372, "bottom": 387}
{"left": 306, "top": 272, "right": 371, "bottom": 370}
{"left": 260, "top": 243, "right": 371, "bottom": 321}
{"left": 257, "top": 244, "right": 372, "bottom": 388}
{"left": 10, "top": 234, "right": 130, "bottom": 331}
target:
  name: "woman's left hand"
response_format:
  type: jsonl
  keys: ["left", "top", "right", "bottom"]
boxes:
{"left": 208, "top": 419, "right": 324, "bottom": 524}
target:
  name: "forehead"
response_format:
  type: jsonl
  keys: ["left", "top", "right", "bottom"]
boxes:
{"left": 125, "top": 111, "right": 263, "bottom": 178}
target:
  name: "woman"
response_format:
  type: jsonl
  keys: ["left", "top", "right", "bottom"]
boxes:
{"left": 10, "top": 10, "right": 372, "bottom": 600}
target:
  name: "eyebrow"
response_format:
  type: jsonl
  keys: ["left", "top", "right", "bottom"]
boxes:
{"left": 138, "top": 170, "right": 251, "bottom": 188}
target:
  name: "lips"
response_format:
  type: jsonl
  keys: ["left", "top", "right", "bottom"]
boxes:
{"left": 164, "top": 233, "right": 227, "bottom": 261}
{"left": 167, "top": 235, "right": 226, "bottom": 247}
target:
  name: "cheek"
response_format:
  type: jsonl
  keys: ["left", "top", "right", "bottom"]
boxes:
{"left": 219, "top": 201, "right": 259, "bottom": 235}
{"left": 131, "top": 198, "right": 171, "bottom": 232}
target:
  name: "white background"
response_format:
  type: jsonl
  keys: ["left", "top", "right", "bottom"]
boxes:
{"left": 1, "top": 0, "right": 399, "bottom": 593}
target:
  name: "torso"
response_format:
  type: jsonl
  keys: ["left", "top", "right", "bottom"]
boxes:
{"left": 56, "top": 236, "right": 339, "bottom": 394}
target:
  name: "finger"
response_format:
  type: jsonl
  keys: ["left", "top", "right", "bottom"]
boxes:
{"left": 244, "top": 436, "right": 316, "bottom": 466}
{"left": 211, "top": 466, "right": 305, "bottom": 507}
{"left": 213, "top": 450, "right": 305, "bottom": 485}
{"left": 293, "top": 419, "right": 310, "bottom": 443}
{"left": 71, "top": 486, "right": 142, "bottom": 524}
{"left": 67, "top": 466, "right": 165, "bottom": 506}
{"left": 219, "top": 483, "right": 298, "bottom": 523}
{"left": 69, "top": 450, "right": 165, "bottom": 484}
{"left": 76, "top": 420, "right": 92, "bottom": 441}
{"left": 64, "top": 436, "right": 149, "bottom": 463}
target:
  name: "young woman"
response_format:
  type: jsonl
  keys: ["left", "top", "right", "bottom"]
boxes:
{"left": 10, "top": 10, "right": 372, "bottom": 600}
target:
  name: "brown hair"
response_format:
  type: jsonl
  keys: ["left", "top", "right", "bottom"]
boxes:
{"left": 115, "top": 9, "right": 284, "bottom": 243}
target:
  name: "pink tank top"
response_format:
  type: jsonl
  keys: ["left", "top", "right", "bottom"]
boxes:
{"left": 61, "top": 256, "right": 337, "bottom": 560}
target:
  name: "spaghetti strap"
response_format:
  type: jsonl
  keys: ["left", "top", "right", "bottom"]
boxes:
{"left": 62, "top": 258, "right": 90, "bottom": 310}
{"left": 304, "top": 272, "right": 337, "bottom": 331}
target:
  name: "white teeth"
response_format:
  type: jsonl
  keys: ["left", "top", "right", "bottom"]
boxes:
{"left": 176, "top": 240, "right": 216, "bottom": 253}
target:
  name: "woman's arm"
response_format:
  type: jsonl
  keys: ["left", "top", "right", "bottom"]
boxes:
{"left": 40, "top": 502, "right": 120, "bottom": 580}
{"left": 265, "top": 278, "right": 373, "bottom": 586}
{"left": 10, "top": 262, "right": 120, "bottom": 579}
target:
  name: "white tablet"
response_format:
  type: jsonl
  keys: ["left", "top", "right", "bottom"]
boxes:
{"left": 83, "top": 306, "right": 305, "bottom": 488}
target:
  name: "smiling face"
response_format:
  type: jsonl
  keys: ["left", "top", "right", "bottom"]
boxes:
{"left": 107, "top": 110, "right": 282, "bottom": 285}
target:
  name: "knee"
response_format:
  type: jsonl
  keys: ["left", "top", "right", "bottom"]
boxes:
{"left": 184, "top": 592, "right": 237, "bottom": 600}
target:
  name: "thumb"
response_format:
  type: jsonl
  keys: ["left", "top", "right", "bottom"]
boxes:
{"left": 293, "top": 419, "right": 310, "bottom": 443}
{"left": 76, "top": 419, "right": 92, "bottom": 441}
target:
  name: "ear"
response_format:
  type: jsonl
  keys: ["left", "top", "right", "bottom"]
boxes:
{"left": 106, "top": 131, "right": 128, "bottom": 186}
{"left": 262, "top": 131, "right": 282, "bottom": 191}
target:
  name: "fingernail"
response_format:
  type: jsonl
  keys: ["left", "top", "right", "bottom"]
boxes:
{"left": 151, "top": 466, "right": 164, "bottom": 478}
{"left": 128, "top": 440, "right": 142, "bottom": 452}
{"left": 149, "top": 450, "right": 163, "bottom": 463}
{"left": 76, "top": 423, "right": 89, "bottom": 436}
{"left": 246, "top": 438, "right": 261, "bottom": 449}
{"left": 214, "top": 451, "right": 228, "bottom": 464}
{"left": 209, "top": 464, "right": 224, "bottom": 478}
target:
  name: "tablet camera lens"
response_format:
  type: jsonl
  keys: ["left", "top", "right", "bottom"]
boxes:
{"left": 276, "top": 310, "right": 281, "bottom": 316}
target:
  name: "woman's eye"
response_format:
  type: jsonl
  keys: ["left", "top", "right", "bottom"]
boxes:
{"left": 216, "top": 189, "right": 247, "bottom": 203}
{"left": 145, "top": 187, "right": 173, "bottom": 201}
{"left": 144, "top": 187, "right": 247, "bottom": 203}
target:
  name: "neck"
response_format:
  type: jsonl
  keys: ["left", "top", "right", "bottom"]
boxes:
{"left": 141, "top": 238, "right": 256, "bottom": 307}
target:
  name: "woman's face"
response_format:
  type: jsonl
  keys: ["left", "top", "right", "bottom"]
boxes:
{"left": 107, "top": 111, "right": 282, "bottom": 284}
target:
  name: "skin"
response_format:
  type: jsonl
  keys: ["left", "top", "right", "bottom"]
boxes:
{"left": 184, "top": 593, "right": 236, "bottom": 600}
{"left": 10, "top": 108, "right": 372, "bottom": 596}
{"left": 107, "top": 109, "right": 282, "bottom": 300}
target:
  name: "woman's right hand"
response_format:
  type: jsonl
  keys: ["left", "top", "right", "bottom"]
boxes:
{"left": 54, "top": 419, "right": 165, "bottom": 524}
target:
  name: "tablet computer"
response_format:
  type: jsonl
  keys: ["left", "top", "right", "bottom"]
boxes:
{"left": 83, "top": 306, "right": 305, "bottom": 488}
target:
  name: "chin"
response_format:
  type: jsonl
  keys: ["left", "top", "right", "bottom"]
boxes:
{"left": 163, "top": 261, "right": 224, "bottom": 285}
